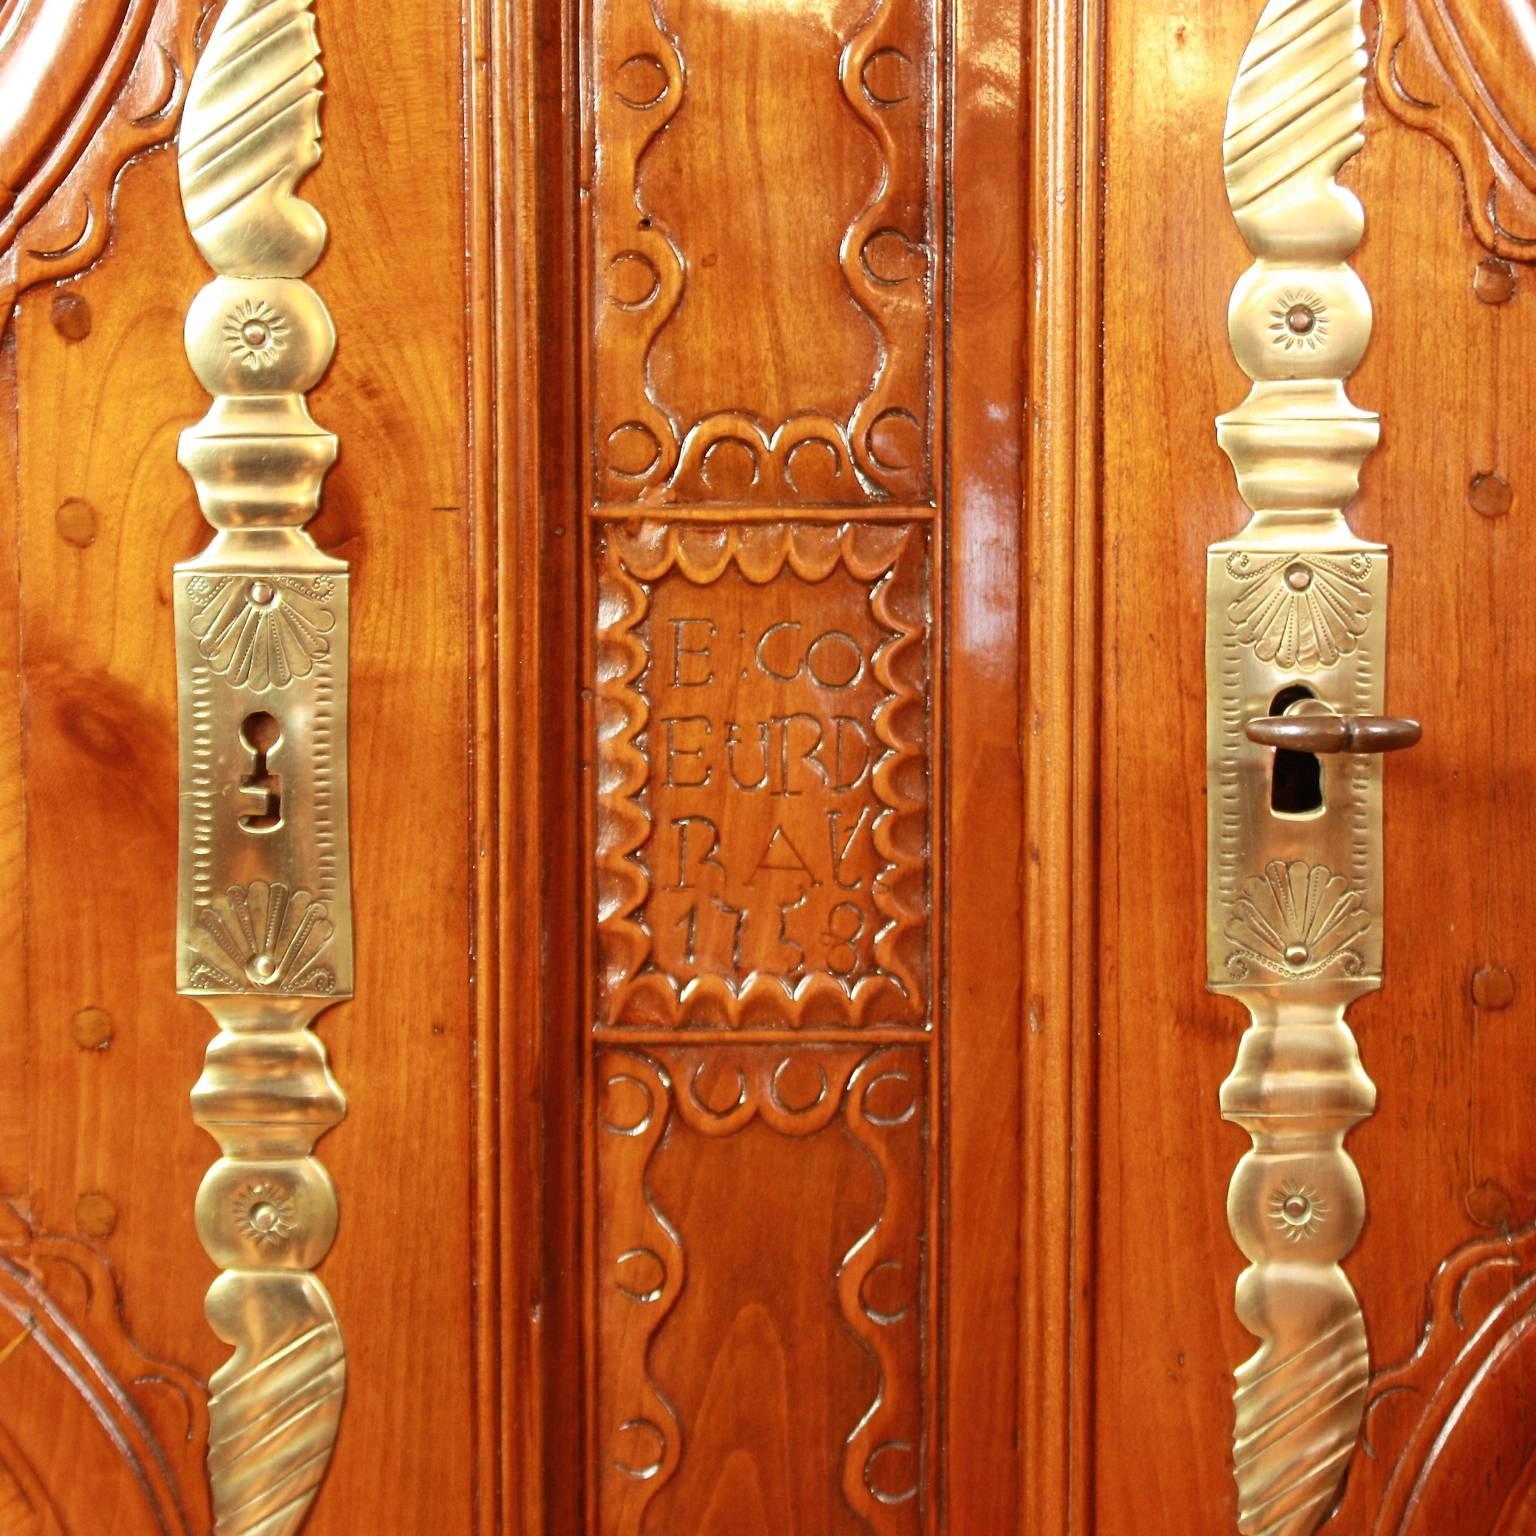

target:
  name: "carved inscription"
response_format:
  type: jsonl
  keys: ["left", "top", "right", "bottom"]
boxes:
{"left": 596, "top": 522, "right": 928, "bottom": 1029}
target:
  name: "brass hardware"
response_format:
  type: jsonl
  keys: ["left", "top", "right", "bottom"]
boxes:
{"left": 173, "top": 2, "right": 348, "bottom": 1531}
{"left": 1210, "top": 2, "right": 1415, "bottom": 1531}
{"left": 1244, "top": 713, "right": 1422, "bottom": 753}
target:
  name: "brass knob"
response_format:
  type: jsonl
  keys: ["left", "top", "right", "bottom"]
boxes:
{"left": 1244, "top": 713, "right": 1422, "bottom": 753}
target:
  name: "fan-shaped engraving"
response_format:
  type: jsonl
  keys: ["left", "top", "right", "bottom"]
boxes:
{"left": 186, "top": 574, "right": 336, "bottom": 691}
{"left": 1224, "top": 861, "right": 1371, "bottom": 981}
{"left": 1225, "top": 552, "right": 1371, "bottom": 671}
{"left": 186, "top": 880, "right": 336, "bottom": 996}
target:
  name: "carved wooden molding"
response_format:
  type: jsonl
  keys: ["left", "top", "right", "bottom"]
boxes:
{"left": 0, "top": 1199, "right": 207, "bottom": 1533}
{"left": 595, "top": 521, "right": 929, "bottom": 1029}
{"left": 1376, "top": 0, "right": 1536, "bottom": 258}
{"left": 595, "top": 1044, "right": 926, "bottom": 1535}
{"left": 0, "top": 0, "right": 201, "bottom": 321}
{"left": 1330, "top": 1222, "right": 1536, "bottom": 1534}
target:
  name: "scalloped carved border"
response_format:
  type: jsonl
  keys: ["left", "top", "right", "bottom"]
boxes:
{"left": 0, "top": 0, "right": 202, "bottom": 322}
{"left": 588, "top": 0, "right": 935, "bottom": 504}
{"left": 1376, "top": 0, "right": 1536, "bottom": 258}
{"left": 594, "top": 521, "right": 929, "bottom": 1029}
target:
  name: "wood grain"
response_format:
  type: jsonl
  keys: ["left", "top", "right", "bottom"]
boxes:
{"left": 2, "top": 0, "right": 481, "bottom": 1526}
{"left": 3, "top": 0, "right": 1534, "bottom": 1530}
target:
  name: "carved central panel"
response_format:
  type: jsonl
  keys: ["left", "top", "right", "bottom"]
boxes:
{"left": 596, "top": 522, "right": 929, "bottom": 1029}
{"left": 584, "top": 0, "right": 944, "bottom": 1522}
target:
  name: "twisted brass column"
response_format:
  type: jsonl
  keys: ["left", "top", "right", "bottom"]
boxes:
{"left": 174, "top": 3, "right": 350, "bottom": 1530}
{"left": 1210, "top": 2, "right": 1416, "bottom": 1531}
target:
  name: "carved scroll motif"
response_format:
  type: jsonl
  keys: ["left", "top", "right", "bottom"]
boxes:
{"left": 1211, "top": 2, "right": 1389, "bottom": 1531}
{"left": 0, "top": 1199, "right": 207, "bottom": 1533}
{"left": 0, "top": 0, "right": 200, "bottom": 322}
{"left": 1377, "top": 0, "right": 1536, "bottom": 258}
{"left": 173, "top": 3, "right": 350, "bottom": 1532}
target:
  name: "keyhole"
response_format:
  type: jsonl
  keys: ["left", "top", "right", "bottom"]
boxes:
{"left": 1269, "top": 685, "right": 1324, "bottom": 817}
{"left": 238, "top": 711, "right": 283, "bottom": 832}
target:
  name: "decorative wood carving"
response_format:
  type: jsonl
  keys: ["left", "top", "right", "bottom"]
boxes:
{"left": 173, "top": 2, "right": 350, "bottom": 1531}
{"left": 1331, "top": 1222, "right": 1536, "bottom": 1533}
{"left": 0, "top": 1199, "right": 207, "bottom": 1534}
{"left": 0, "top": 0, "right": 200, "bottom": 322}
{"left": 587, "top": 0, "right": 938, "bottom": 506}
{"left": 580, "top": 1, "right": 948, "bottom": 1525}
{"left": 1376, "top": 0, "right": 1536, "bottom": 258}
{"left": 1211, "top": 2, "right": 1407, "bottom": 1532}
{"left": 595, "top": 521, "right": 929, "bottom": 1030}
{"left": 594, "top": 1045, "right": 927, "bottom": 1535}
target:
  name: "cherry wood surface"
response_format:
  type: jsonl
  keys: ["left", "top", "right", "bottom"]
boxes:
{"left": 1, "top": 0, "right": 1534, "bottom": 1532}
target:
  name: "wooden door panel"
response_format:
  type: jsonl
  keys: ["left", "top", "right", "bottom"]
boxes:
{"left": 2, "top": 0, "right": 1534, "bottom": 1532}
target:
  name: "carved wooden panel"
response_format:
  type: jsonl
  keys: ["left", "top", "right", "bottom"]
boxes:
{"left": 0, "top": 0, "right": 201, "bottom": 319}
{"left": 1376, "top": 0, "right": 1536, "bottom": 258}
{"left": 595, "top": 521, "right": 929, "bottom": 1029}
{"left": 583, "top": 2, "right": 942, "bottom": 1526}
{"left": 588, "top": 0, "right": 939, "bottom": 505}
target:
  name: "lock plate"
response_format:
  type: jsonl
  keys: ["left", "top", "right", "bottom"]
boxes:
{"left": 174, "top": 563, "right": 353, "bottom": 1000}
{"left": 1206, "top": 542, "right": 1387, "bottom": 990}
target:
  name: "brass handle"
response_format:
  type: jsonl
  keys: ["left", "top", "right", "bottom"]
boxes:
{"left": 1244, "top": 714, "right": 1422, "bottom": 753}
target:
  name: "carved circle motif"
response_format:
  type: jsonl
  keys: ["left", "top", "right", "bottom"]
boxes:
{"left": 607, "top": 250, "right": 661, "bottom": 310}
{"left": 770, "top": 1056, "right": 830, "bottom": 1114}
{"left": 602, "top": 1072, "right": 655, "bottom": 1137}
{"left": 614, "top": 53, "right": 669, "bottom": 109}
{"left": 861, "top": 48, "right": 916, "bottom": 107}
{"left": 614, "top": 1418, "right": 667, "bottom": 1481}
{"left": 865, "top": 1440, "right": 920, "bottom": 1505}
{"left": 860, "top": 1258, "right": 914, "bottom": 1326}
{"left": 614, "top": 1247, "right": 666, "bottom": 1304}
{"left": 862, "top": 1068, "right": 918, "bottom": 1128}
{"left": 862, "top": 228, "right": 926, "bottom": 284}
{"left": 865, "top": 407, "right": 921, "bottom": 474}
{"left": 606, "top": 420, "right": 664, "bottom": 478}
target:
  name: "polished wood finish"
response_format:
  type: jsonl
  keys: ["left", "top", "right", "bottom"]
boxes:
{"left": 2, "top": 0, "right": 1534, "bottom": 1530}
